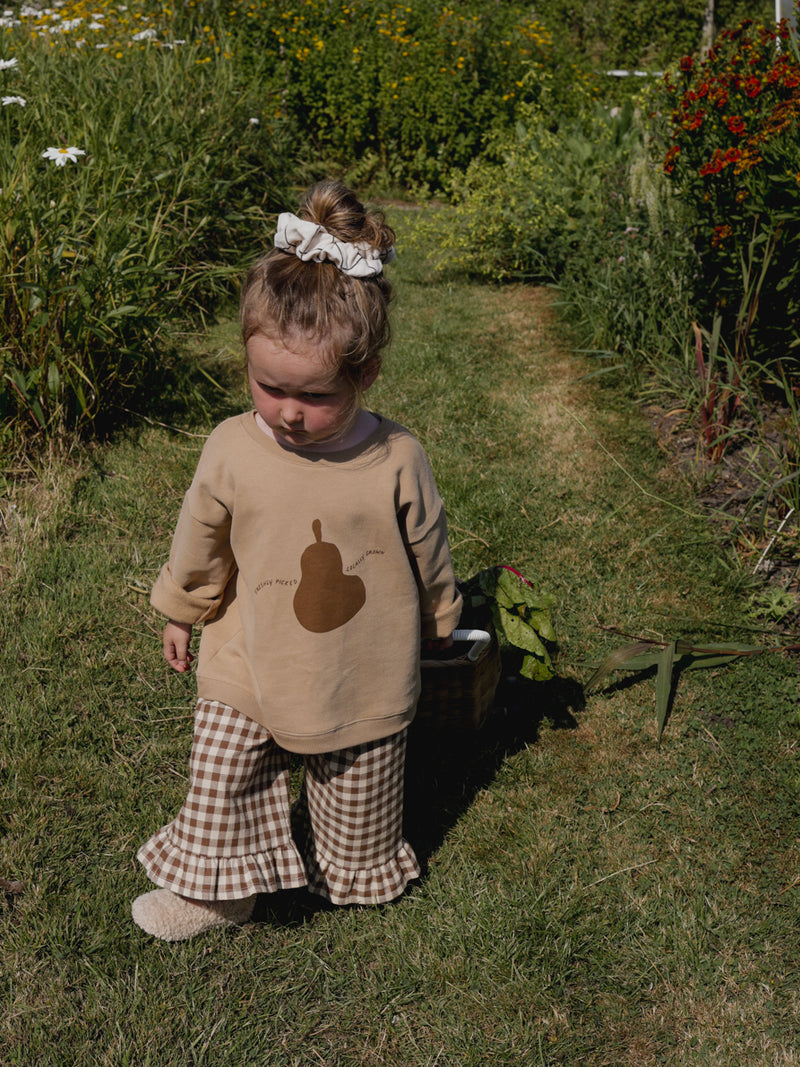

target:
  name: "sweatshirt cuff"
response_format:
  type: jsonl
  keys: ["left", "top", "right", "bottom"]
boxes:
{"left": 150, "top": 563, "right": 224, "bottom": 625}
{"left": 420, "top": 591, "right": 463, "bottom": 640}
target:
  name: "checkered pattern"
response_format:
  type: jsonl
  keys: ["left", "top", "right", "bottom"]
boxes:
{"left": 297, "top": 732, "right": 420, "bottom": 905}
{"left": 137, "top": 699, "right": 419, "bottom": 905}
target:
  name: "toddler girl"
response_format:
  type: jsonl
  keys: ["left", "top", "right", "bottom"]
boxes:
{"left": 132, "top": 181, "right": 462, "bottom": 941}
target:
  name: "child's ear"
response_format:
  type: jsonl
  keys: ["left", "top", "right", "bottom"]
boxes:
{"left": 359, "top": 357, "right": 381, "bottom": 392}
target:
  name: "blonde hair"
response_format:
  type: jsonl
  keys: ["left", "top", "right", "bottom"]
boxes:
{"left": 240, "top": 181, "right": 395, "bottom": 393}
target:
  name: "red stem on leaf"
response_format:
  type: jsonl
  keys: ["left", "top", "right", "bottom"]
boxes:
{"left": 497, "top": 564, "right": 535, "bottom": 588}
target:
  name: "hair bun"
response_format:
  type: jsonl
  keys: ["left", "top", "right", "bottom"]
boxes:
{"left": 301, "top": 181, "right": 395, "bottom": 260}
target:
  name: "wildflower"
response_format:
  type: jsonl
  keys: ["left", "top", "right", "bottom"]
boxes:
{"left": 0, "top": 57, "right": 19, "bottom": 69}
{"left": 699, "top": 150, "right": 725, "bottom": 176}
{"left": 712, "top": 224, "right": 732, "bottom": 246}
{"left": 249, "top": 117, "right": 259, "bottom": 125}
{"left": 726, "top": 115, "right": 746, "bottom": 136}
{"left": 663, "top": 144, "right": 680, "bottom": 173}
{"left": 2, "top": 95, "right": 25, "bottom": 106}
{"left": 679, "top": 55, "right": 693, "bottom": 73}
{"left": 42, "top": 145, "right": 86, "bottom": 166}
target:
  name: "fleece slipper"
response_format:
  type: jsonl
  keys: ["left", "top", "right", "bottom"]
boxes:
{"left": 131, "top": 889, "right": 256, "bottom": 941}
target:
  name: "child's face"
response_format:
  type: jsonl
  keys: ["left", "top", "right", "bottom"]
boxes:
{"left": 247, "top": 332, "right": 370, "bottom": 448}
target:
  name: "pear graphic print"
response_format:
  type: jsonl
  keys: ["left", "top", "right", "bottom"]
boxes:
{"left": 293, "top": 519, "right": 366, "bottom": 633}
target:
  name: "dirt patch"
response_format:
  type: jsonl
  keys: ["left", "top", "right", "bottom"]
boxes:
{"left": 645, "top": 396, "right": 800, "bottom": 634}
{"left": 487, "top": 285, "right": 607, "bottom": 485}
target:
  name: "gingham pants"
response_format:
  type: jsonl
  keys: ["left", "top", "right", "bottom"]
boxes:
{"left": 136, "top": 699, "right": 420, "bottom": 906}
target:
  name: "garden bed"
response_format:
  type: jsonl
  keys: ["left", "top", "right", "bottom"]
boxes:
{"left": 647, "top": 398, "right": 800, "bottom": 632}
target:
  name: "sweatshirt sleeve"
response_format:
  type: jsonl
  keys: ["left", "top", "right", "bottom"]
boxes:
{"left": 150, "top": 445, "right": 236, "bottom": 625}
{"left": 398, "top": 443, "right": 462, "bottom": 639}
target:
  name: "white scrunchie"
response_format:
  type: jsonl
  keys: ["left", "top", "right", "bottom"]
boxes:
{"left": 274, "top": 212, "right": 394, "bottom": 278}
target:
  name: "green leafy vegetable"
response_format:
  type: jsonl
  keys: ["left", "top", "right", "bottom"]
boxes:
{"left": 461, "top": 566, "right": 556, "bottom": 681}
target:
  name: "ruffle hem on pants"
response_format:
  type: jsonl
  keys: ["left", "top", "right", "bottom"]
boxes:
{"left": 304, "top": 837, "right": 421, "bottom": 906}
{"left": 136, "top": 827, "right": 309, "bottom": 902}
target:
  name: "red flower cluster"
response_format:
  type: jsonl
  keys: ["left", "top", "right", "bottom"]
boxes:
{"left": 662, "top": 15, "right": 800, "bottom": 183}
{"left": 699, "top": 150, "right": 725, "bottom": 176}
{"left": 712, "top": 223, "right": 733, "bottom": 246}
{"left": 726, "top": 115, "right": 746, "bottom": 135}
{"left": 663, "top": 144, "right": 680, "bottom": 173}
{"left": 657, "top": 14, "right": 800, "bottom": 371}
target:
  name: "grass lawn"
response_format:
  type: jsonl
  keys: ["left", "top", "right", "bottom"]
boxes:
{"left": 2, "top": 211, "right": 799, "bottom": 1065}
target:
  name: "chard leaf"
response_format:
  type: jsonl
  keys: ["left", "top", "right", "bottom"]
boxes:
{"left": 462, "top": 566, "right": 556, "bottom": 682}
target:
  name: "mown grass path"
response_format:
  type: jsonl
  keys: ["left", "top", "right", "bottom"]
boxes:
{"left": 2, "top": 218, "right": 798, "bottom": 1064}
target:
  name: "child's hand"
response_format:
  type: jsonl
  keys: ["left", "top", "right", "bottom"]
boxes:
{"left": 163, "top": 620, "right": 194, "bottom": 672}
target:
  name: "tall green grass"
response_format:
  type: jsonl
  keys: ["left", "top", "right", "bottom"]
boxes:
{"left": 1, "top": 27, "right": 292, "bottom": 447}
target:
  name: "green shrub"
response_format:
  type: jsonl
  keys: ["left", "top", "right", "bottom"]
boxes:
{"left": 195, "top": 0, "right": 564, "bottom": 191}
{"left": 449, "top": 92, "right": 700, "bottom": 392}
{"left": 557, "top": 144, "right": 698, "bottom": 392}
{"left": 419, "top": 92, "right": 643, "bottom": 283}
{"left": 0, "top": 28, "right": 292, "bottom": 443}
{"left": 524, "top": 0, "right": 774, "bottom": 71}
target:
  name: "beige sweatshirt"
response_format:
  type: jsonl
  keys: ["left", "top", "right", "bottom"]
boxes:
{"left": 151, "top": 411, "right": 462, "bottom": 753}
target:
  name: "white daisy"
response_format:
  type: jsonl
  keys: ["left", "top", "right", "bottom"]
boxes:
{"left": 0, "top": 57, "right": 19, "bottom": 69}
{"left": 2, "top": 95, "right": 26, "bottom": 106}
{"left": 42, "top": 145, "right": 86, "bottom": 167}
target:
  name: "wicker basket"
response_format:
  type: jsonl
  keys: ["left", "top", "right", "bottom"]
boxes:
{"left": 416, "top": 623, "right": 502, "bottom": 731}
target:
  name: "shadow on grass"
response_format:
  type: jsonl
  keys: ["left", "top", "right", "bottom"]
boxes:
{"left": 140, "top": 341, "right": 247, "bottom": 434}
{"left": 89, "top": 325, "right": 247, "bottom": 446}
{"left": 248, "top": 659, "right": 585, "bottom": 928}
{"left": 404, "top": 653, "right": 585, "bottom": 876}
